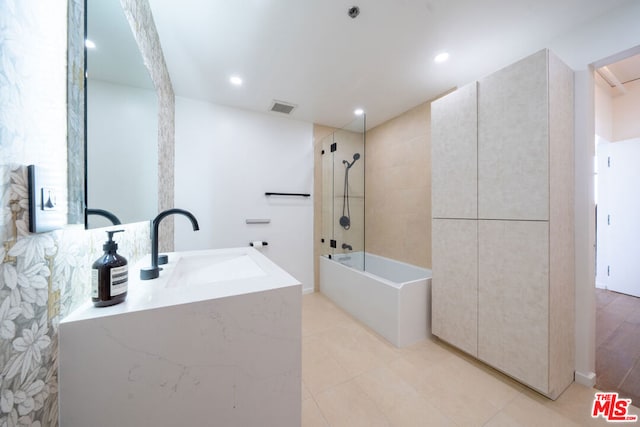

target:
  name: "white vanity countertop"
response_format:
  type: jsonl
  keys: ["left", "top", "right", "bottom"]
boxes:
{"left": 62, "top": 246, "right": 300, "bottom": 323}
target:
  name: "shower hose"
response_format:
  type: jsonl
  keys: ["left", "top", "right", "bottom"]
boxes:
{"left": 341, "top": 164, "right": 351, "bottom": 230}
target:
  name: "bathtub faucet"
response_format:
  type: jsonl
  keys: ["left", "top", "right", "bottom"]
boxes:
{"left": 342, "top": 243, "right": 353, "bottom": 251}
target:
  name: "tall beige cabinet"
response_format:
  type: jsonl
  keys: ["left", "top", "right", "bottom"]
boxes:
{"left": 431, "top": 49, "right": 574, "bottom": 400}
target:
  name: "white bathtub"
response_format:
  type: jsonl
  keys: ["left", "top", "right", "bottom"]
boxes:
{"left": 319, "top": 252, "right": 432, "bottom": 347}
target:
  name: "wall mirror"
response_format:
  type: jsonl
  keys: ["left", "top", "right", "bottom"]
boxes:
{"left": 85, "top": 0, "right": 158, "bottom": 228}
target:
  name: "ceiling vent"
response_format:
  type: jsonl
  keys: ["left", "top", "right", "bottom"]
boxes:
{"left": 270, "top": 100, "right": 296, "bottom": 115}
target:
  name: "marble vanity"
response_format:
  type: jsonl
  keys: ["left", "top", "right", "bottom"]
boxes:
{"left": 59, "top": 247, "right": 301, "bottom": 427}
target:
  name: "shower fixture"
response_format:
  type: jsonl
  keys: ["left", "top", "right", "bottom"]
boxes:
{"left": 339, "top": 153, "right": 361, "bottom": 229}
{"left": 343, "top": 152, "right": 360, "bottom": 169}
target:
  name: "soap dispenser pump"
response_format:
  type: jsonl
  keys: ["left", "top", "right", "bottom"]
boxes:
{"left": 92, "top": 229, "right": 128, "bottom": 307}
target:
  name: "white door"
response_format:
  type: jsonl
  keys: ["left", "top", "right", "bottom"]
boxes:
{"left": 597, "top": 138, "right": 640, "bottom": 297}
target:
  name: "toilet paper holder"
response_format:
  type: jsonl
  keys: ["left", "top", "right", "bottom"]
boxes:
{"left": 249, "top": 241, "right": 269, "bottom": 247}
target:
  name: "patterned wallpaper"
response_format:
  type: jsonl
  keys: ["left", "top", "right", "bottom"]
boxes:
{"left": 0, "top": 0, "right": 170, "bottom": 425}
{"left": 0, "top": 168, "right": 150, "bottom": 426}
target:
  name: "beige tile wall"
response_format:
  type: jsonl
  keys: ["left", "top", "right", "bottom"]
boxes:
{"left": 365, "top": 101, "right": 432, "bottom": 269}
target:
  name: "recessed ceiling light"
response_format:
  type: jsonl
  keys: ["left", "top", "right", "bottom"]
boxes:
{"left": 85, "top": 39, "right": 96, "bottom": 49}
{"left": 354, "top": 108, "right": 364, "bottom": 116}
{"left": 229, "top": 75, "right": 243, "bottom": 86}
{"left": 434, "top": 52, "right": 449, "bottom": 63}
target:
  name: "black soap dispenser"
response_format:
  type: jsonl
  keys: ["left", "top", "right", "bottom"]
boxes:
{"left": 92, "top": 229, "right": 128, "bottom": 307}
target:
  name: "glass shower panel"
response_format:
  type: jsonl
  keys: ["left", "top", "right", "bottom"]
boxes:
{"left": 321, "top": 131, "right": 335, "bottom": 257}
{"left": 320, "top": 115, "right": 365, "bottom": 269}
{"left": 332, "top": 116, "right": 365, "bottom": 270}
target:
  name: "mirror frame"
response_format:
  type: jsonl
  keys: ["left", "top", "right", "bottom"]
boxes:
{"left": 83, "top": 0, "right": 88, "bottom": 226}
{"left": 65, "top": 0, "right": 86, "bottom": 226}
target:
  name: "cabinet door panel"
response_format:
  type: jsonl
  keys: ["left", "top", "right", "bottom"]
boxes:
{"left": 478, "top": 220, "right": 549, "bottom": 393}
{"left": 478, "top": 50, "right": 549, "bottom": 220}
{"left": 432, "top": 82, "right": 478, "bottom": 219}
{"left": 432, "top": 219, "right": 478, "bottom": 356}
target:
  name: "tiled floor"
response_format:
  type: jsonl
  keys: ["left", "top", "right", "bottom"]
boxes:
{"left": 302, "top": 292, "right": 639, "bottom": 426}
{"left": 596, "top": 287, "right": 640, "bottom": 405}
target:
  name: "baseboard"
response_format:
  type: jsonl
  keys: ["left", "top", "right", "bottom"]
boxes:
{"left": 575, "top": 370, "right": 596, "bottom": 387}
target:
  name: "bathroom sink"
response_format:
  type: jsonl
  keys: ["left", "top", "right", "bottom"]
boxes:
{"left": 165, "top": 252, "right": 267, "bottom": 288}
{"left": 60, "top": 246, "right": 299, "bottom": 321}
{"left": 59, "top": 246, "right": 301, "bottom": 426}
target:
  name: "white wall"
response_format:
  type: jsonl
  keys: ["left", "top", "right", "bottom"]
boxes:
{"left": 549, "top": 0, "right": 640, "bottom": 387}
{"left": 613, "top": 79, "right": 640, "bottom": 141}
{"left": 174, "top": 97, "right": 314, "bottom": 292}
{"left": 594, "top": 72, "right": 640, "bottom": 143}
{"left": 87, "top": 80, "right": 158, "bottom": 227}
{"left": 594, "top": 74, "right": 613, "bottom": 141}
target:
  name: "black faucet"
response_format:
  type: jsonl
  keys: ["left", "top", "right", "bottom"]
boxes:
{"left": 86, "top": 208, "right": 122, "bottom": 225}
{"left": 342, "top": 243, "right": 353, "bottom": 251}
{"left": 140, "top": 208, "right": 200, "bottom": 280}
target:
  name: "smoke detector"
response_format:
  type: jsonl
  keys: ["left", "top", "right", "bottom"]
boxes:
{"left": 270, "top": 100, "right": 297, "bottom": 115}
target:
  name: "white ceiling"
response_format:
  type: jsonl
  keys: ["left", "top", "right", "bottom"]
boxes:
{"left": 145, "top": 0, "right": 630, "bottom": 129}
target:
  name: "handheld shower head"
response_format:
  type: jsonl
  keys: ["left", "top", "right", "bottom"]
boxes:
{"left": 339, "top": 152, "right": 361, "bottom": 230}
{"left": 344, "top": 153, "right": 361, "bottom": 169}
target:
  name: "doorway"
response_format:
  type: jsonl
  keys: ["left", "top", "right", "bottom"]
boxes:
{"left": 593, "top": 51, "right": 640, "bottom": 404}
